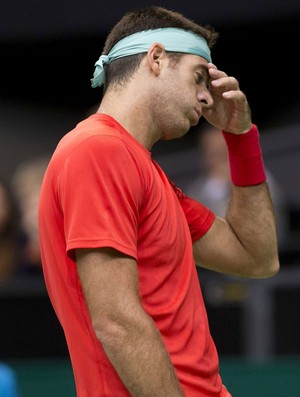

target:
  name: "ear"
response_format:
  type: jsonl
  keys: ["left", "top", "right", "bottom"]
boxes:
{"left": 146, "top": 43, "right": 166, "bottom": 76}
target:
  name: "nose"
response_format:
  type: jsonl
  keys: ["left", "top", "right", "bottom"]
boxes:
{"left": 197, "top": 87, "right": 213, "bottom": 108}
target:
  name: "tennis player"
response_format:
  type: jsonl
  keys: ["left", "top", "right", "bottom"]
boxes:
{"left": 38, "top": 6, "right": 279, "bottom": 396}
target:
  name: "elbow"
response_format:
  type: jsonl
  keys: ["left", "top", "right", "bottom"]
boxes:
{"left": 260, "top": 260, "right": 280, "bottom": 278}
{"left": 250, "top": 255, "right": 280, "bottom": 279}
{"left": 92, "top": 317, "right": 126, "bottom": 348}
{"left": 269, "top": 256, "right": 280, "bottom": 276}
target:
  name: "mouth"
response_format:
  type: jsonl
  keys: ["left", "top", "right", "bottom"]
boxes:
{"left": 194, "top": 108, "right": 202, "bottom": 119}
{"left": 190, "top": 108, "right": 202, "bottom": 127}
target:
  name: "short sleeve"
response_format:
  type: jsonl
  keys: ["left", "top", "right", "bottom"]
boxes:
{"left": 57, "top": 136, "right": 144, "bottom": 259}
{"left": 169, "top": 181, "right": 215, "bottom": 242}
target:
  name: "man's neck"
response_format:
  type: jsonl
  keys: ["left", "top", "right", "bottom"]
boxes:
{"left": 98, "top": 83, "right": 160, "bottom": 150}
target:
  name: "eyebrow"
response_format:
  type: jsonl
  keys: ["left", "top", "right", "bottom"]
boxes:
{"left": 195, "top": 64, "right": 209, "bottom": 74}
{"left": 194, "top": 64, "right": 210, "bottom": 84}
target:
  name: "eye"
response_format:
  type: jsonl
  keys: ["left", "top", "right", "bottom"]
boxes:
{"left": 195, "top": 72, "right": 203, "bottom": 85}
{"left": 195, "top": 71, "right": 210, "bottom": 90}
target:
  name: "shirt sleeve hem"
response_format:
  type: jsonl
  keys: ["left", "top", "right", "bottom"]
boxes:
{"left": 191, "top": 211, "right": 216, "bottom": 242}
{"left": 67, "top": 239, "right": 138, "bottom": 261}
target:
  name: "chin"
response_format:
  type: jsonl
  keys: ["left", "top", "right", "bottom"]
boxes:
{"left": 190, "top": 117, "right": 200, "bottom": 128}
{"left": 163, "top": 128, "right": 190, "bottom": 141}
{"left": 159, "top": 116, "right": 192, "bottom": 140}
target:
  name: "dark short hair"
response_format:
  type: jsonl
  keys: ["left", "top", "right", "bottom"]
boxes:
{"left": 100, "top": 6, "right": 218, "bottom": 91}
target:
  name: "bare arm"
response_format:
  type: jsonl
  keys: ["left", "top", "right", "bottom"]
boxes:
{"left": 193, "top": 182, "right": 280, "bottom": 278}
{"left": 193, "top": 63, "right": 280, "bottom": 278}
{"left": 75, "top": 247, "right": 185, "bottom": 397}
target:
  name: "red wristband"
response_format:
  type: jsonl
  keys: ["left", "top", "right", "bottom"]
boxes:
{"left": 222, "top": 124, "right": 266, "bottom": 186}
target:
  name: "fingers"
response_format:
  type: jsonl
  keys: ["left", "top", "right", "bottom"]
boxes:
{"left": 208, "top": 64, "right": 240, "bottom": 94}
{"left": 210, "top": 75, "right": 239, "bottom": 92}
{"left": 222, "top": 90, "right": 247, "bottom": 102}
{"left": 204, "top": 63, "right": 252, "bottom": 133}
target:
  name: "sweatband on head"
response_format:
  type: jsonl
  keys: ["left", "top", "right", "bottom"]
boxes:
{"left": 222, "top": 125, "right": 267, "bottom": 186}
{"left": 91, "top": 27, "right": 212, "bottom": 88}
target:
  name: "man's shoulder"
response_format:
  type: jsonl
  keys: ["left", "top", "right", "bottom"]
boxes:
{"left": 56, "top": 115, "right": 127, "bottom": 155}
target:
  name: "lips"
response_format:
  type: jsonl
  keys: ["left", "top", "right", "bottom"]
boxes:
{"left": 195, "top": 108, "right": 202, "bottom": 119}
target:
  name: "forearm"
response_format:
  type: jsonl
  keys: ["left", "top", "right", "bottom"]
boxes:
{"left": 223, "top": 125, "right": 279, "bottom": 276}
{"left": 193, "top": 126, "right": 280, "bottom": 277}
{"left": 226, "top": 182, "right": 279, "bottom": 276}
{"left": 95, "top": 312, "right": 185, "bottom": 397}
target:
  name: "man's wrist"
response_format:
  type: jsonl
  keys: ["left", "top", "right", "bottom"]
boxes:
{"left": 222, "top": 124, "right": 267, "bottom": 186}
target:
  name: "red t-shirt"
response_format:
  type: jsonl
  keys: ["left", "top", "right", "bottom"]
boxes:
{"left": 38, "top": 114, "right": 229, "bottom": 397}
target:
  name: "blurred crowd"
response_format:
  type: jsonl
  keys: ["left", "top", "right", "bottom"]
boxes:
{"left": 0, "top": 155, "right": 50, "bottom": 283}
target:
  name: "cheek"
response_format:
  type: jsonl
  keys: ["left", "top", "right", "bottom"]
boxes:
{"left": 153, "top": 77, "right": 194, "bottom": 123}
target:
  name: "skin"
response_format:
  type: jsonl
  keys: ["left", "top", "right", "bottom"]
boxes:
{"left": 76, "top": 43, "right": 279, "bottom": 396}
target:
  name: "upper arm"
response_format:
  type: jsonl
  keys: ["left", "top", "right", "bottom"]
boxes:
{"left": 192, "top": 216, "right": 262, "bottom": 278}
{"left": 75, "top": 247, "right": 144, "bottom": 331}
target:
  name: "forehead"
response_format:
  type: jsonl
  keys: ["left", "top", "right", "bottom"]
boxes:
{"left": 179, "top": 53, "right": 209, "bottom": 74}
{"left": 185, "top": 53, "right": 208, "bottom": 67}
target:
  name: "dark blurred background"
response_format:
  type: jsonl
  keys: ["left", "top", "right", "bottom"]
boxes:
{"left": 1, "top": 0, "right": 300, "bottom": 172}
{"left": 1, "top": 1, "right": 300, "bottom": 396}
{"left": 1, "top": 0, "right": 300, "bottom": 187}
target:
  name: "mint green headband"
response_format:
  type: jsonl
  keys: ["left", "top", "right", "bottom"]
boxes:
{"left": 91, "top": 27, "right": 212, "bottom": 88}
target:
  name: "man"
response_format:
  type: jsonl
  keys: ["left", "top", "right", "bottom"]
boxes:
{"left": 38, "top": 6, "right": 279, "bottom": 397}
